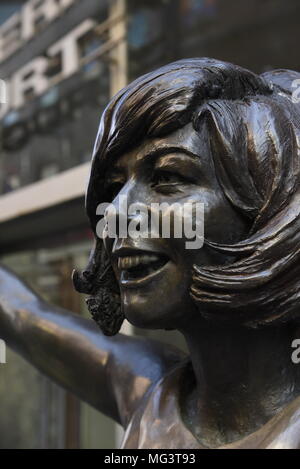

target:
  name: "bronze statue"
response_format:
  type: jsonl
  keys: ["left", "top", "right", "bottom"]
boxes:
{"left": 1, "top": 58, "right": 300, "bottom": 449}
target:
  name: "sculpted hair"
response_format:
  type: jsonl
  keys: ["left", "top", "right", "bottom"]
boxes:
{"left": 73, "top": 58, "right": 300, "bottom": 334}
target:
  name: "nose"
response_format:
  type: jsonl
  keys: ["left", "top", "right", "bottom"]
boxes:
{"left": 103, "top": 178, "right": 152, "bottom": 252}
{"left": 112, "top": 177, "right": 154, "bottom": 222}
{"left": 113, "top": 177, "right": 147, "bottom": 209}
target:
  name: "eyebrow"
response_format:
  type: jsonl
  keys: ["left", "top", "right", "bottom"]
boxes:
{"left": 111, "top": 145, "right": 200, "bottom": 174}
{"left": 143, "top": 146, "right": 199, "bottom": 163}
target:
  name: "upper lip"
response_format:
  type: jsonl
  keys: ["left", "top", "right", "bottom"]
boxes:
{"left": 111, "top": 236, "right": 172, "bottom": 260}
{"left": 112, "top": 246, "right": 165, "bottom": 259}
{"left": 110, "top": 242, "right": 171, "bottom": 286}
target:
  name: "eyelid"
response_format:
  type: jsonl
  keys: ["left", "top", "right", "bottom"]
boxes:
{"left": 154, "top": 164, "right": 182, "bottom": 173}
{"left": 152, "top": 166, "right": 197, "bottom": 185}
{"left": 153, "top": 168, "right": 184, "bottom": 181}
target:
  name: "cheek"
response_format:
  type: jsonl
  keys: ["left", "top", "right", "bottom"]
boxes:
{"left": 163, "top": 189, "right": 217, "bottom": 251}
{"left": 182, "top": 188, "right": 248, "bottom": 245}
{"left": 165, "top": 188, "right": 247, "bottom": 267}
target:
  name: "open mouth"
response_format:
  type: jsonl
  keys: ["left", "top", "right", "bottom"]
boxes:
{"left": 118, "top": 253, "right": 169, "bottom": 286}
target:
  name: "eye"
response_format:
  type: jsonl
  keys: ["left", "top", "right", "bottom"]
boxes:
{"left": 151, "top": 169, "right": 186, "bottom": 189}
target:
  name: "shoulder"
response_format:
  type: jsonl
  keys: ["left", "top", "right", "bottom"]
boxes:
{"left": 107, "top": 333, "right": 187, "bottom": 427}
{"left": 121, "top": 357, "right": 194, "bottom": 449}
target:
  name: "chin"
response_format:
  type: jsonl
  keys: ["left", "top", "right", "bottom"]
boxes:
{"left": 121, "top": 288, "right": 193, "bottom": 330}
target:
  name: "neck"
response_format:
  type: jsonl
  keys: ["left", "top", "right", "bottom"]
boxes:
{"left": 180, "top": 318, "right": 300, "bottom": 447}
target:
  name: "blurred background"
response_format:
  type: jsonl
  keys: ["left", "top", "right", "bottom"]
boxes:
{"left": 0, "top": 0, "right": 299, "bottom": 449}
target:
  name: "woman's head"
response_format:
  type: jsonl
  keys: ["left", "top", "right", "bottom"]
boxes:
{"left": 73, "top": 58, "right": 300, "bottom": 334}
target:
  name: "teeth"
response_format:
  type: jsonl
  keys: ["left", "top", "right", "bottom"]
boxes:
{"left": 118, "top": 254, "right": 160, "bottom": 270}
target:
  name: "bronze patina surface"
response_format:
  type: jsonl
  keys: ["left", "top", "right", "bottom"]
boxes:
{"left": 1, "top": 58, "right": 300, "bottom": 448}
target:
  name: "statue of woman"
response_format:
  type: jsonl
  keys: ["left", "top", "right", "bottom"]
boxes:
{"left": 1, "top": 58, "right": 300, "bottom": 449}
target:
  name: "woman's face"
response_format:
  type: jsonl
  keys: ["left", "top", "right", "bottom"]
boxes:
{"left": 102, "top": 123, "right": 248, "bottom": 330}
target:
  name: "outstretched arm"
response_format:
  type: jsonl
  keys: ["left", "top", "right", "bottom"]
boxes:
{"left": 0, "top": 265, "right": 185, "bottom": 427}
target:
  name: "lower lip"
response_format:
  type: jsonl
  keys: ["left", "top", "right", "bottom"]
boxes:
{"left": 120, "top": 259, "right": 171, "bottom": 288}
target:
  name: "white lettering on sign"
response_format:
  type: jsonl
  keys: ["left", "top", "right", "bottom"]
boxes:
{"left": 0, "top": 0, "right": 77, "bottom": 61}
{"left": 48, "top": 19, "right": 96, "bottom": 79}
{"left": 0, "top": 18, "right": 96, "bottom": 118}
{"left": 11, "top": 56, "right": 49, "bottom": 108}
